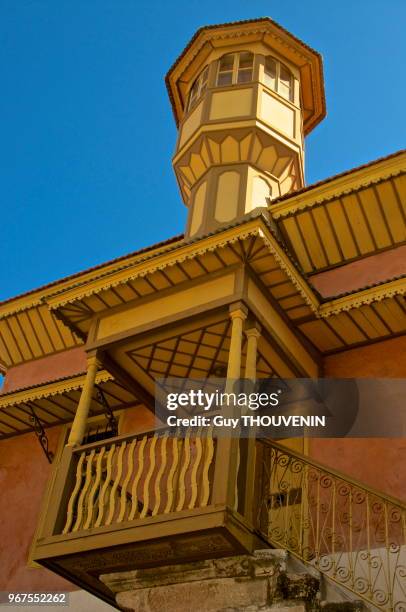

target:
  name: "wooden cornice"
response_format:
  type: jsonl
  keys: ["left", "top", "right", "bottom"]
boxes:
{"left": 0, "top": 370, "right": 112, "bottom": 409}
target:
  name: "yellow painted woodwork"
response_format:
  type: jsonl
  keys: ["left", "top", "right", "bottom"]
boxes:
{"left": 67, "top": 355, "right": 100, "bottom": 446}
{"left": 129, "top": 435, "right": 147, "bottom": 520}
{"left": 244, "top": 326, "right": 261, "bottom": 381}
{"left": 4, "top": 20, "right": 404, "bottom": 605}
{"left": 209, "top": 89, "right": 252, "bottom": 120}
{"left": 226, "top": 304, "right": 247, "bottom": 380}
{"left": 247, "top": 279, "right": 318, "bottom": 377}
{"left": 249, "top": 175, "right": 272, "bottom": 211}
{"left": 190, "top": 180, "right": 207, "bottom": 235}
{"left": 260, "top": 90, "right": 295, "bottom": 138}
{"left": 167, "top": 20, "right": 315, "bottom": 236}
{"left": 179, "top": 100, "right": 204, "bottom": 147}
{"left": 96, "top": 272, "right": 236, "bottom": 341}
{"left": 215, "top": 171, "right": 240, "bottom": 222}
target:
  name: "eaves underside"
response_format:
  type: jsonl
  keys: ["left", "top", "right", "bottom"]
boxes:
{"left": 0, "top": 369, "right": 143, "bottom": 440}
{"left": 38, "top": 222, "right": 406, "bottom": 366}
{"left": 0, "top": 213, "right": 404, "bottom": 371}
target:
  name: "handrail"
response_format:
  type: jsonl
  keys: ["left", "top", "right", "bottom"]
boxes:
{"left": 72, "top": 423, "right": 169, "bottom": 454}
{"left": 260, "top": 438, "right": 406, "bottom": 509}
{"left": 256, "top": 439, "right": 406, "bottom": 612}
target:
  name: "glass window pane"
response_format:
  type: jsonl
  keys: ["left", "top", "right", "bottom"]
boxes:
{"left": 199, "top": 66, "right": 209, "bottom": 95}
{"left": 217, "top": 72, "right": 233, "bottom": 86}
{"left": 219, "top": 54, "right": 234, "bottom": 71}
{"left": 264, "top": 73, "right": 276, "bottom": 89}
{"left": 279, "top": 65, "right": 292, "bottom": 100}
{"left": 278, "top": 81, "right": 290, "bottom": 100}
{"left": 237, "top": 69, "right": 253, "bottom": 83}
{"left": 238, "top": 52, "right": 253, "bottom": 69}
{"left": 200, "top": 66, "right": 209, "bottom": 85}
{"left": 264, "top": 57, "right": 277, "bottom": 90}
{"left": 188, "top": 81, "right": 198, "bottom": 109}
{"left": 280, "top": 64, "right": 291, "bottom": 84}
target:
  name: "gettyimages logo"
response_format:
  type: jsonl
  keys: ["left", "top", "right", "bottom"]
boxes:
{"left": 155, "top": 378, "right": 406, "bottom": 438}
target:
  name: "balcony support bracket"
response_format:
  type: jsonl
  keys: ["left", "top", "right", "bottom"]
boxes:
{"left": 95, "top": 384, "right": 118, "bottom": 437}
{"left": 29, "top": 404, "right": 54, "bottom": 464}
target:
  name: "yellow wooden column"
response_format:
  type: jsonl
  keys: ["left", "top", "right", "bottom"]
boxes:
{"left": 244, "top": 323, "right": 261, "bottom": 382}
{"left": 67, "top": 353, "right": 100, "bottom": 446}
{"left": 243, "top": 322, "right": 261, "bottom": 524}
{"left": 226, "top": 303, "right": 248, "bottom": 384}
{"left": 213, "top": 302, "right": 247, "bottom": 509}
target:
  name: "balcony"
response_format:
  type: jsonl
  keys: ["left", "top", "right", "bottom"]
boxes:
{"left": 33, "top": 426, "right": 261, "bottom": 607}
{"left": 33, "top": 431, "right": 406, "bottom": 611}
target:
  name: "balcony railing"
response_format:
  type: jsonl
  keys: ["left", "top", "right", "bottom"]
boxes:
{"left": 63, "top": 428, "right": 216, "bottom": 533}
{"left": 34, "top": 426, "right": 259, "bottom": 606}
{"left": 255, "top": 439, "right": 406, "bottom": 612}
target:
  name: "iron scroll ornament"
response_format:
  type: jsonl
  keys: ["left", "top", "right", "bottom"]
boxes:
{"left": 29, "top": 405, "right": 54, "bottom": 463}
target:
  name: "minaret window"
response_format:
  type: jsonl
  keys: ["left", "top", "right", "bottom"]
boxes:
{"left": 187, "top": 65, "right": 209, "bottom": 111}
{"left": 264, "top": 57, "right": 293, "bottom": 101}
{"left": 216, "top": 52, "right": 254, "bottom": 87}
{"left": 237, "top": 52, "right": 254, "bottom": 83}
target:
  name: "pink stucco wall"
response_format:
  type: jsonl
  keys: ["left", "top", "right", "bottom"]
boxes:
{"left": 0, "top": 428, "right": 74, "bottom": 591}
{"left": 310, "top": 336, "right": 406, "bottom": 502}
{"left": 0, "top": 402, "right": 157, "bottom": 591}
{"left": 309, "top": 245, "right": 406, "bottom": 298}
{"left": 1, "top": 347, "right": 87, "bottom": 394}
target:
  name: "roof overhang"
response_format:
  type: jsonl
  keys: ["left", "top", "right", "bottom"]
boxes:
{"left": 0, "top": 370, "right": 142, "bottom": 439}
{"left": 44, "top": 215, "right": 405, "bottom": 356}
{"left": 270, "top": 150, "right": 406, "bottom": 274}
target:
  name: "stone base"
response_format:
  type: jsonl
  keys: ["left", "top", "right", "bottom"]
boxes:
{"left": 100, "top": 550, "right": 320, "bottom": 612}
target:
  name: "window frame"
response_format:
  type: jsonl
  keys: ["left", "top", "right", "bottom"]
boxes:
{"left": 263, "top": 56, "right": 294, "bottom": 103}
{"left": 187, "top": 65, "right": 209, "bottom": 111}
{"left": 216, "top": 51, "right": 254, "bottom": 87}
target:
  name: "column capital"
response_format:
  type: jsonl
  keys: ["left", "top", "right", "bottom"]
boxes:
{"left": 229, "top": 301, "right": 248, "bottom": 320}
{"left": 86, "top": 352, "right": 102, "bottom": 369}
{"left": 245, "top": 322, "right": 261, "bottom": 338}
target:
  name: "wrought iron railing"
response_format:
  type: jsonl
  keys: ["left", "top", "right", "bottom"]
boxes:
{"left": 255, "top": 439, "right": 406, "bottom": 612}
{"left": 62, "top": 428, "right": 216, "bottom": 533}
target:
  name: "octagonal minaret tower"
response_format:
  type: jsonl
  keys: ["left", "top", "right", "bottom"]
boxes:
{"left": 166, "top": 18, "right": 325, "bottom": 238}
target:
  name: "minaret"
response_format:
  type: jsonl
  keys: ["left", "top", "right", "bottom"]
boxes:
{"left": 166, "top": 18, "right": 325, "bottom": 238}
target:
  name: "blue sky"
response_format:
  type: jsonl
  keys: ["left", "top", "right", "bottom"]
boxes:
{"left": 0, "top": 0, "right": 405, "bottom": 301}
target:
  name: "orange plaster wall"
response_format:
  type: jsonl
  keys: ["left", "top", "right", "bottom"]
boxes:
{"left": 0, "top": 428, "right": 76, "bottom": 591}
{"left": 309, "top": 336, "right": 406, "bottom": 501}
{"left": 0, "top": 403, "right": 157, "bottom": 592}
{"left": 309, "top": 245, "right": 406, "bottom": 298}
{"left": 323, "top": 335, "right": 406, "bottom": 378}
{"left": 120, "top": 404, "right": 162, "bottom": 434}
{"left": 1, "top": 347, "right": 87, "bottom": 394}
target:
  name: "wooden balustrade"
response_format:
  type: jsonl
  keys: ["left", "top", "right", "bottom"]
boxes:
{"left": 61, "top": 427, "right": 216, "bottom": 534}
